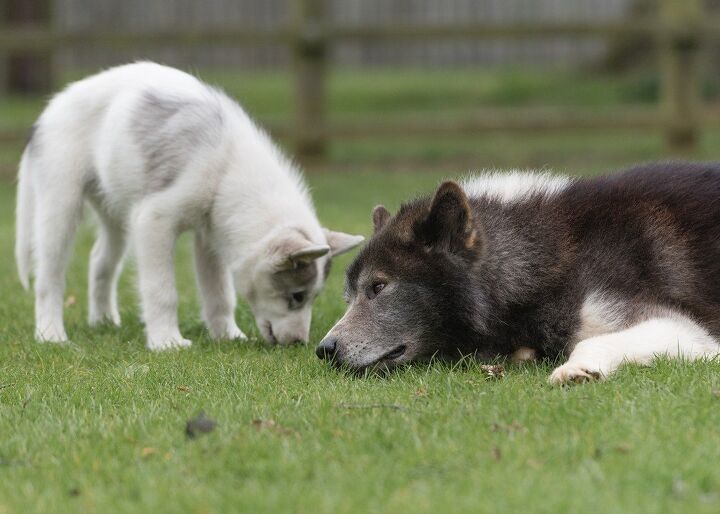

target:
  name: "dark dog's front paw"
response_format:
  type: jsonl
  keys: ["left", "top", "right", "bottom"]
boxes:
{"left": 549, "top": 362, "right": 603, "bottom": 385}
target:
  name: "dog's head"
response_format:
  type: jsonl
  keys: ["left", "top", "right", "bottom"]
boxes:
{"left": 240, "top": 227, "right": 363, "bottom": 345}
{"left": 316, "top": 181, "right": 488, "bottom": 371}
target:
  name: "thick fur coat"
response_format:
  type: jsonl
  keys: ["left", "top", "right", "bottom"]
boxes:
{"left": 16, "top": 62, "right": 362, "bottom": 350}
{"left": 317, "top": 164, "right": 720, "bottom": 383}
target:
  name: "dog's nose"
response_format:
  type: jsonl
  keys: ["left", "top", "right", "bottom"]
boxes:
{"left": 315, "top": 337, "right": 337, "bottom": 360}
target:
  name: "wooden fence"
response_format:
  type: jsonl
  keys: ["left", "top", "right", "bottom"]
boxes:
{"left": 1, "top": 0, "right": 718, "bottom": 162}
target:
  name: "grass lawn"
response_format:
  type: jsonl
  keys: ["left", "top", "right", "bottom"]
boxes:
{"left": 1, "top": 166, "right": 720, "bottom": 513}
{"left": 2, "top": 66, "right": 720, "bottom": 512}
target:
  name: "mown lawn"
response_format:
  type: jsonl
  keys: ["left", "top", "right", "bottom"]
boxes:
{"left": 1, "top": 165, "right": 720, "bottom": 513}
{"left": 2, "top": 67, "right": 720, "bottom": 512}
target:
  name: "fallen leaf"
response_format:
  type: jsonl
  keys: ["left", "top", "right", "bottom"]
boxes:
{"left": 252, "top": 419, "right": 296, "bottom": 437}
{"left": 480, "top": 364, "right": 505, "bottom": 379}
{"left": 491, "top": 421, "right": 525, "bottom": 433}
{"left": 64, "top": 295, "right": 77, "bottom": 307}
{"left": 491, "top": 447, "right": 502, "bottom": 461}
{"left": 614, "top": 443, "right": 632, "bottom": 454}
{"left": 413, "top": 387, "right": 429, "bottom": 398}
{"left": 141, "top": 447, "right": 157, "bottom": 458}
{"left": 185, "top": 412, "right": 216, "bottom": 439}
{"left": 176, "top": 385, "right": 191, "bottom": 393}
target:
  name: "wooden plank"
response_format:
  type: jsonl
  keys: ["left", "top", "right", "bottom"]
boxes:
{"left": 3, "top": 0, "right": 53, "bottom": 93}
{"left": 0, "top": 26, "right": 293, "bottom": 51}
{"left": 329, "top": 21, "right": 667, "bottom": 40}
{"left": 3, "top": 108, "right": 720, "bottom": 145}
{"left": 660, "top": 0, "right": 702, "bottom": 150}
{"left": 4, "top": 20, "right": 720, "bottom": 51}
{"left": 292, "top": 0, "right": 328, "bottom": 161}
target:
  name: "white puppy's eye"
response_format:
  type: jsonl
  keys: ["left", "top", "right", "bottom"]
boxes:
{"left": 289, "top": 291, "right": 306, "bottom": 310}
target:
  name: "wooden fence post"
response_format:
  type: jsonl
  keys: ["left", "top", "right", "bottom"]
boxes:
{"left": 660, "top": 0, "right": 702, "bottom": 151}
{"left": 292, "top": 0, "right": 328, "bottom": 164}
{"left": 2, "top": 0, "right": 53, "bottom": 95}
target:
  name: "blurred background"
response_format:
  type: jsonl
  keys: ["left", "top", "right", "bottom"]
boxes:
{"left": 2, "top": 0, "right": 720, "bottom": 177}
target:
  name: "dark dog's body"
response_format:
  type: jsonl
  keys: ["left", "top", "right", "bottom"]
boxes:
{"left": 318, "top": 163, "right": 720, "bottom": 383}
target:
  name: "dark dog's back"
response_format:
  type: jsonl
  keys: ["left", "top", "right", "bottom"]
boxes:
{"left": 557, "top": 163, "right": 720, "bottom": 339}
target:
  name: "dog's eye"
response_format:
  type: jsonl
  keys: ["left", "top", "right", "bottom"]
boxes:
{"left": 289, "top": 291, "right": 306, "bottom": 309}
{"left": 369, "top": 282, "right": 386, "bottom": 299}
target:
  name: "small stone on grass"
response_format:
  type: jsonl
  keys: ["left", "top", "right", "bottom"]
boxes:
{"left": 185, "top": 412, "right": 216, "bottom": 439}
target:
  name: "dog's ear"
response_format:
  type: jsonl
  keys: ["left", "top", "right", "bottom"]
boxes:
{"left": 323, "top": 228, "right": 364, "bottom": 257}
{"left": 272, "top": 230, "right": 330, "bottom": 270}
{"left": 416, "top": 181, "right": 477, "bottom": 253}
{"left": 372, "top": 205, "right": 391, "bottom": 233}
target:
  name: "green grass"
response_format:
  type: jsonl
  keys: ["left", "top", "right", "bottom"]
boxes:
{"left": 1, "top": 169, "right": 720, "bottom": 513}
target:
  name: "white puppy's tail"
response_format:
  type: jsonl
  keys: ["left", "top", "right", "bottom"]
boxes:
{"left": 15, "top": 148, "right": 35, "bottom": 290}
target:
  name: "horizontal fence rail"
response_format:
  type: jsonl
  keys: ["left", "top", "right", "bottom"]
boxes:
{"left": 0, "top": 0, "right": 716, "bottom": 163}
{"left": 4, "top": 20, "right": 720, "bottom": 50}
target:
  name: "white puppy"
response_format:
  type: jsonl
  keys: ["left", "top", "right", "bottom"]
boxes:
{"left": 15, "top": 62, "right": 363, "bottom": 351}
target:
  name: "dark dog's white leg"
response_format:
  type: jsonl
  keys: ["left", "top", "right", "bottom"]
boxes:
{"left": 88, "top": 213, "right": 126, "bottom": 327}
{"left": 193, "top": 231, "right": 246, "bottom": 341}
{"left": 132, "top": 199, "right": 189, "bottom": 351}
{"left": 34, "top": 189, "right": 83, "bottom": 342}
{"left": 549, "top": 316, "right": 720, "bottom": 384}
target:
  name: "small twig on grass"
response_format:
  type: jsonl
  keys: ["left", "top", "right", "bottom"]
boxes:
{"left": 337, "top": 403, "right": 406, "bottom": 411}
{"left": 21, "top": 393, "right": 32, "bottom": 416}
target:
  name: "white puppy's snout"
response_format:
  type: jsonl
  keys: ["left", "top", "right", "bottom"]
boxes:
{"left": 273, "top": 325, "right": 310, "bottom": 346}
{"left": 258, "top": 317, "right": 310, "bottom": 346}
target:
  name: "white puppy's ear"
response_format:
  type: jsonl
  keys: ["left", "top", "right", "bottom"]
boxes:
{"left": 271, "top": 230, "right": 330, "bottom": 270}
{"left": 323, "top": 228, "right": 364, "bottom": 257}
{"left": 289, "top": 244, "right": 330, "bottom": 264}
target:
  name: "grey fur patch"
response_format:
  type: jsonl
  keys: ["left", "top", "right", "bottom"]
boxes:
{"left": 272, "top": 262, "right": 319, "bottom": 295}
{"left": 133, "top": 91, "right": 224, "bottom": 192}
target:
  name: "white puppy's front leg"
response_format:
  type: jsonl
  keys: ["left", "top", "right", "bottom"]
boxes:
{"left": 193, "top": 231, "right": 246, "bottom": 341}
{"left": 133, "top": 201, "right": 190, "bottom": 351}
{"left": 550, "top": 316, "right": 720, "bottom": 385}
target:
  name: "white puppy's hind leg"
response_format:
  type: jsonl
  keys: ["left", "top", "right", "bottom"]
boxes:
{"left": 193, "top": 231, "right": 246, "bottom": 341}
{"left": 133, "top": 199, "right": 190, "bottom": 351}
{"left": 550, "top": 316, "right": 720, "bottom": 385}
{"left": 33, "top": 186, "right": 84, "bottom": 343}
{"left": 88, "top": 212, "right": 126, "bottom": 326}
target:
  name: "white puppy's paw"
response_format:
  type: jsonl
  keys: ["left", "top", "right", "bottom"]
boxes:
{"left": 549, "top": 361, "right": 603, "bottom": 385}
{"left": 208, "top": 320, "right": 247, "bottom": 341}
{"left": 225, "top": 325, "right": 248, "bottom": 341}
{"left": 35, "top": 326, "right": 68, "bottom": 343}
{"left": 147, "top": 333, "right": 192, "bottom": 352}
